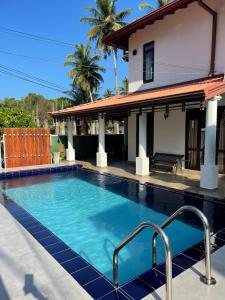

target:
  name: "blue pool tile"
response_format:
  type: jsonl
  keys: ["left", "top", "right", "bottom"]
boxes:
{"left": 26, "top": 224, "right": 46, "bottom": 234}
{"left": 173, "top": 254, "right": 196, "bottom": 270}
{"left": 53, "top": 249, "right": 79, "bottom": 263}
{"left": 5, "top": 204, "right": 22, "bottom": 213}
{"left": 32, "top": 230, "right": 53, "bottom": 240}
{"left": 155, "top": 262, "right": 183, "bottom": 278}
{"left": 121, "top": 278, "right": 154, "bottom": 300}
{"left": 71, "top": 266, "right": 101, "bottom": 286}
{"left": 100, "top": 290, "right": 131, "bottom": 300}
{"left": 214, "top": 231, "right": 225, "bottom": 241}
{"left": 193, "top": 241, "right": 218, "bottom": 252}
{"left": 139, "top": 269, "right": 166, "bottom": 289}
{"left": 84, "top": 277, "right": 114, "bottom": 300}
{"left": 45, "top": 241, "right": 68, "bottom": 254}
{"left": 182, "top": 247, "right": 205, "bottom": 262}
{"left": 14, "top": 213, "right": 33, "bottom": 221}
{"left": 220, "top": 228, "right": 225, "bottom": 234}
{"left": 213, "top": 237, "right": 225, "bottom": 248}
{"left": 10, "top": 208, "right": 27, "bottom": 216}
{"left": 62, "top": 257, "right": 88, "bottom": 273}
{"left": 19, "top": 217, "right": 38, "bottom": 227}
{"left": 38, "top": 235, "right": 59, "bottom": 246}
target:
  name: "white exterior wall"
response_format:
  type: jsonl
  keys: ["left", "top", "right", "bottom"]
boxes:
{"left": 128, "top": 0, "right": 225, "bottom": 93}
{"left": 154, "top": 110, "right": 186, "bottom": 155}
{"left": 128, "top": 114, "right": 136, "bottom": 162}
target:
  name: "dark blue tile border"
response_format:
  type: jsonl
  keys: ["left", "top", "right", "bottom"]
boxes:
{"left": 0, "top": 164, "right": 83, "bottom": 180}
{"left": 0, "top": 166, "right": 225, "bottom": 299}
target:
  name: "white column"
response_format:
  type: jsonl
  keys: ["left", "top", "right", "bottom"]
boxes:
{"left": 200, "top": 95, "right": 221, "bottom": 189}
{"left": 136, "top": 113, "right": 149, "bottom": 176}
{"left": 66, "top": 121, "right": 75, "bottom": 161}
{"left": 90, "top": 121, "right": 96, "bottom": 135}
{"left": 55, "top": 121, "right": 60, "bottom": 135}
{"left": 113, "top": 121, "right": 120, "bottom": 134}
{"left": 96, "top": 114, "right": 107, "bottom": 167}
{"left": 60, "top": 121, "right": 65, "bottom": 135}
{"left": 73, "top": 120, "right": 77, "bottom": 136}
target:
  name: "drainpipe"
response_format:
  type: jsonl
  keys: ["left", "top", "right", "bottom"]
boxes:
{"left": 198, "top": 0, "right": 217, "bottom": 76}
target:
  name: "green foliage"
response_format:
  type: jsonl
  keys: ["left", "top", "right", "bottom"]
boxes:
{"left": 103, "top": 89, "right": 115, "bottom": 98}
{"left": 0, "top": 106, "right": 35, "bottom": 134}
{"left": 117, "top": 77, "right": 128, "bottom": 94}
{"left": 65, "top": 43, "right": 105, "bottom": 102}
{"left": 139, "top": 0, "right": 171, "bottom": 11}
{"left": 81, "top": 0, "right": 131, "bottom": 58}
{"left": 80, "top": 0, "right": 131, "bottom": 91}
{"left": 0, "top": 93, "right": 74, "bottom": 130}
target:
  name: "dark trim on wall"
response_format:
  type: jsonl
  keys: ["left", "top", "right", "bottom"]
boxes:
{"left": 136, "top": 114, "right": 139, "bottom": 157}
{"left": 197, "top": 0, "right": 217, "bottom": 76}
{"left": 147, "top": 112, "right": 154, "bottom": 157}
{"left": 143, "top": 41, "right": 155, "bottom": 83}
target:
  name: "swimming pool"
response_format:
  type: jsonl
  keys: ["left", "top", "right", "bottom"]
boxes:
{"left": 0, "top": 167, "right": 223, "bottom": 285}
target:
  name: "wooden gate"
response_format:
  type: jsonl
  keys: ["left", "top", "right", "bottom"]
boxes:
{"left": 4, "top": 128, "right": 51, "bottom": 168}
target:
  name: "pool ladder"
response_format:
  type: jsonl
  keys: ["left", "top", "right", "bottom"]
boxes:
{"left": 113, "top": 206, "right": 216, "bottom": 300}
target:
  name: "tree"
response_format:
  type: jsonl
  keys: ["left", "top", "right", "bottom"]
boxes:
{"left": 117, "top": 77, "right": 128, "bottom": 94}
{"left": 80, "top": 0, "right": 131, "bottom": 91}
{"left": 0, "top": 106, "right": 35, "bottom": 134}
{"left": 103, "top": 89, "right": 115, "bottom": 98}
{"left": 139, "top": 0, "right": 171, "bottom": 11}
{"left": 54, "top": 97, "right": 74, "bottom": 110}
{"left": 64, "top": 43, "right": 105, "bottom": 102}
{"left": 1, "top": 98, "right": 19, "bottom": 108}
{"left": 21, "top": 93, "right": 48, "bottom": 127}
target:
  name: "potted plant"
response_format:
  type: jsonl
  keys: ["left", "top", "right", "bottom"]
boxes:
{"left": 51, "top": 142, "right": 61, "bottom": 164}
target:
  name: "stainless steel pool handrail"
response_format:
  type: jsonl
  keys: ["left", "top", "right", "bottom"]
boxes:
{"left": 152, "top": 205, "right": 216, "bottom": 286}
{"left": 113, "top": 222, "right": 172, "bottom": 300}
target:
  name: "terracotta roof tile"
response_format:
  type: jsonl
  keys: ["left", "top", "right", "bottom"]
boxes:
{"left": 52, "top": 75, "right": 225, "bottom": 117}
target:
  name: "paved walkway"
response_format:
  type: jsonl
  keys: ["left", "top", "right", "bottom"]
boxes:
{"left": 144, "top": 246, "right": 225, "bottom": 300}
{"left": 76, "top": 160, "right": 225, "bottom": 200}
{"left": 0, "top": 204, "right": 92, "bottom": 300}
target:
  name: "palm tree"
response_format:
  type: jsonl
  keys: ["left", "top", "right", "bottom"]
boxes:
{"left": 139, "top": 0, "right": 171, "bottom": 11}
{"left": 117, "top": 77, "right": 128, "bottom": 94}
{"left": 64, "top": 43, "right": 105, "bottom": 102}
{"left": 103, "top": 89, "right": 115, "bottom": 98}
{"left": 80, "top": 0, "right": 131, "bottom": 91}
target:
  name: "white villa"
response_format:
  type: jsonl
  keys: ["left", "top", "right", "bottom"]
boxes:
{"left": 52, "top": 0, "right": 225, "bottom": 191}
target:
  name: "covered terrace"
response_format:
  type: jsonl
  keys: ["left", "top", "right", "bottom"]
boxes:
{"left": 51, "top": 75, "right": 225, "bottom": 193}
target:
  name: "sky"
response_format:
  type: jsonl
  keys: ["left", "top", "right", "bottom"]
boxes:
{"left": 0, "top": 0, "right": 152, "bottom": 100}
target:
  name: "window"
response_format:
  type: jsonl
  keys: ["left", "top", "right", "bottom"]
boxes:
{"left": 143, "top": 41, "right": 154, "bottom": 83}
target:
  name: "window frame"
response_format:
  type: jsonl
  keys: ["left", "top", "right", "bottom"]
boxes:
{"left": 143, "top": 41, "right": 155, "bottom": 83}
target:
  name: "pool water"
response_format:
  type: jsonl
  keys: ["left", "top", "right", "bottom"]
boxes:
{"left": 0, "top": 169, "right": 204, "bottom": 284}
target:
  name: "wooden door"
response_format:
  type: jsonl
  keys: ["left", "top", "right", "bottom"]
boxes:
{"left": 185, "top": 109, "right": 205, "bottom": 170}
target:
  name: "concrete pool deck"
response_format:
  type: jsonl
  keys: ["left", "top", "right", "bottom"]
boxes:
{"left": 0, "top": 203, "right": 92, "bottom": 300}
{"left": 145, "top": 246, "right": 225, "bottom": 300}
{"left": 75, "top": 160, "right": 225, "bottom": 200}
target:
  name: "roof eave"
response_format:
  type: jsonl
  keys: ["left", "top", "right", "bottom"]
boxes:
{"left": 103, "top": 0, "right": 197, "bottom": 50}
{"left": 52, "top": 91, "right": 205, "bottom": 118}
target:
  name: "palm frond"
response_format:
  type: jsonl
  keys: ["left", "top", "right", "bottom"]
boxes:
{"left": 138, "top": 2, "right": 154, "bottom": 11}
{"left": 115, "top": 9, "right": 132, "bottom": 21}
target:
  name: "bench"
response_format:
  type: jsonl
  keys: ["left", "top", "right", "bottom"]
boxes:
{"left": 151, "top": 153, "right": 184, "bottom": 174}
